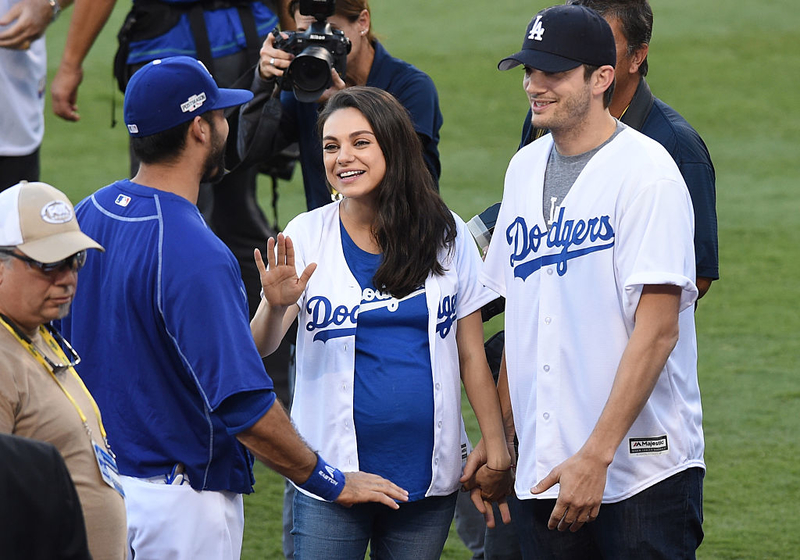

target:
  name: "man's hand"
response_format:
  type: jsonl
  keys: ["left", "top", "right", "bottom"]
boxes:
{"left": 460, "top": 439, "right": 514, "bottom": 528}
{"left": 254, "top": 233, "right": 316, "bottom": 309}
{"left": 0, "top": 0, "right": 53, "bottom": 50}
{"left": 336, "top": 471, "right": 409, "bottom": 509}
{"left": 531, "top": 448, "right": 607, "bottom": 532}
{"left": 51, "top": 62, "right": 83, "bottom": 121}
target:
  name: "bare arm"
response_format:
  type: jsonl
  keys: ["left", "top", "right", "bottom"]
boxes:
{"left": 696, "top": 277, "right": 713, "bottom": 299}
{"left": 533, "top": 284, "right": 682, "bottom": 532}
{"left": 237, "top": 399, "right": 408, "bottom": 508}
{"left": 458, "top": 311, "right": 512, "bottom": 474}
{"left": 51, "top": 0, "right": 116, "bottom": 121}
{"left": 250, "top": 234, "right": 314, "bottom": 356}
{"left": 457, "top": 314, "right": 513, "bottom": 526}
{"left": 0, "top": 0, "right": 73, "bottom": 49}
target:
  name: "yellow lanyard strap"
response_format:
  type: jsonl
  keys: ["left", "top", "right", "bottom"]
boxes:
{"left": 0, "top": 318, "right": 108, "bottom": 440}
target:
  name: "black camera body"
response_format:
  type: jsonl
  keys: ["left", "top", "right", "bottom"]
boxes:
{"left": 273, "top": 0, "right": 351, "bottom": 102}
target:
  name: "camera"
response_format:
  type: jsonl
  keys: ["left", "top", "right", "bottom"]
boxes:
{"left": 273, "top": 0, "right": 351, "bottom": 102}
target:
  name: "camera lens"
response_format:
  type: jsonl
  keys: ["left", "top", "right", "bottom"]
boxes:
{"left": 287, "top": 46, "right": 335, "bottom": 102}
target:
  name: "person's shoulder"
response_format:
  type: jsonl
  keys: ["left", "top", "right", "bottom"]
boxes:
{"left": 76, "top": 179, "right": 165, "bottom": 219}
{"left": 0, "top": 328, "right": 30, "bottom": 368}
{"left": 615, "top": 126, "right": 681, "bottom": 172}
{"left": 372, "top": 41, "right": 437, "bottom": 92}
{"left": 286, "top": 203, "right": 336, "bottom": 233}
{"left": 509, "top": 132, "right": 552, "bottom": 167}
{"left": 644, "top": 97, "right": 712, "bottom": 164}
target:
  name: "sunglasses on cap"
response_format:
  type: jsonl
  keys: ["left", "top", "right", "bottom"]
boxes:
{"left": 0, "top": 250, "right": 87, "bottom": 274}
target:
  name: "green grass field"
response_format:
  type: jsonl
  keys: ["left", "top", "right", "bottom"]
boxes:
{"left": 40, "top": 0, "right": 800, "bottom": 558}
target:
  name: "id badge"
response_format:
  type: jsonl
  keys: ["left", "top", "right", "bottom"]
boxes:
{"left": 93, "top": 440, "right": 125, "bottom": 498}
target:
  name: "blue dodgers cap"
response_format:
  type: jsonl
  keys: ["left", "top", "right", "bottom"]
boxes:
{"left": 498, "top": 5, "right": 616, "bottom": 73}
{"left": 123, "top": 56, "right": 254, "bottom": 137}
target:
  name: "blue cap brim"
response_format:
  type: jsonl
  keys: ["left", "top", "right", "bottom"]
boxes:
{"left": 211, "top": 88, "right": 254, "bottom": 111}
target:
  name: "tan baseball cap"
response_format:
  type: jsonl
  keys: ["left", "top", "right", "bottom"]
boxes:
{"left": 0, "top": 181, "right": 104, "bottom": 263}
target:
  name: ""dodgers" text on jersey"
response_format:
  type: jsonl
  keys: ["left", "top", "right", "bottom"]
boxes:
{"left": 506, "top": 206, "right": 615, "bottom": 280}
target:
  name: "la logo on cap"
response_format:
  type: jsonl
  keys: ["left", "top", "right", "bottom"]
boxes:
{"left": 528, "top": 15, "right": 545, "bottom": 41}
{"left": 40, "top": 201, "right": 74, "bottom": 224}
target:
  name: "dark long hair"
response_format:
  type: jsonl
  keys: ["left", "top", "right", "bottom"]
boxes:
{"left": 317, "top": 87, "right": 456, "bottom": 298}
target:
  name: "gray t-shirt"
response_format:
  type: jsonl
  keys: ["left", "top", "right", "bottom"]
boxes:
{"left": 543, "top": 120, "right": 625, "bottom": 227}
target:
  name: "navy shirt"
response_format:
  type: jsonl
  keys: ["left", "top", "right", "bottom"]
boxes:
{"left": 60, "top": 180, "right": 276, "bottom": 494}
{"left": 280, "top": 40, "right": 443, "bottom": 210}
{"left": 519, "top": 78, "right": 719, "bottom": 280}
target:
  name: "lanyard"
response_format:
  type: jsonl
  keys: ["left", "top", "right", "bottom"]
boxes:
{"left": 0, "top": 315, "right": 108, "bottom": 442}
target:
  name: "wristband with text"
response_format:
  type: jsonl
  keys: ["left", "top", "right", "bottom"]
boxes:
{"left": 298, "top": 454, "right": 346, "bottom": 502}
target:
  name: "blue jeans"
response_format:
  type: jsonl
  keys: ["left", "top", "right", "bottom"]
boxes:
{"left": 292, "top": 490, "right": 458, "bottom": 560}
{"left": 512, "top": 467, "right": 704, "bottom": 560}
{"left": 484, "top": 497, "right": 523, "bottom": 560}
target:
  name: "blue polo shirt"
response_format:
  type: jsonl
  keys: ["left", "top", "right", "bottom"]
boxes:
{"left": 127, "top": 0, "right": 278, "bottom": 64}
{"left": 59, "top": 180, "right": 276, "bottom": 494}
{"left": 280, "top": 40, "right": 443, "bottom": 210}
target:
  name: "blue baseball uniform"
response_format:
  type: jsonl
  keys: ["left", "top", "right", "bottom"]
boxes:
{"left": 60, "top": 179, "right": 276, "bottom": 493}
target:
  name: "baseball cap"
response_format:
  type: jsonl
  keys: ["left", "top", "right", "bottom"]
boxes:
{"left": 123, "top": 56, "right": 255, "bottom": 138}
{"left": 498, "top": 5, "right": 616, "bottom": 73}
{"left": 0, "top": 182, "right": 104, "bottom": 263}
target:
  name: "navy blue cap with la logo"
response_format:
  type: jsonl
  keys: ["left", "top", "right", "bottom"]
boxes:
{"left": 498, "top": 5, "right": 616, "bottom": 73}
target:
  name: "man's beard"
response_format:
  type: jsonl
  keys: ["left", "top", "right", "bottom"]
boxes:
{"left": 200, "top": 128, "right": 228, "bottom": 184}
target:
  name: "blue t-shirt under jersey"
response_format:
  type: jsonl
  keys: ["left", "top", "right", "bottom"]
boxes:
{"left": 341, "top": 222, "right": 434, "bottom": 501}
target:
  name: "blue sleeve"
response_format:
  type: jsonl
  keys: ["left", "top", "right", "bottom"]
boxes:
{"left": 678, "top": 160, "right": 718, "bottom": 280}
{"left": 160, "top": 225, "right": 274, "bottom": 411}
{"left": 387, "top": 70, "right": 443, "bottom": 182}
{"left": 216, "top": 389, "right": 277, "bottom": 435}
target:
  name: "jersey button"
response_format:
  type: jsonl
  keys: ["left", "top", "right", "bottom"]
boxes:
{"left": 543, "top": 364, "right": 550, "bottom": 372}
{"left": 435, "top": 383, "right": 441, "bottom": 391}
{"left": 547, "top": 268, "right": 554, "bottom": 275}
{"left": 544, "top": 317, "right": 551, "bottom": 325}
{"left": 543, "top": 412, "right": 550, "bottom": 420}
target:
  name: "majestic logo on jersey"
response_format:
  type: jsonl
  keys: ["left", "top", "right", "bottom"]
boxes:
{"left": 629, "top": 435, "right": 669, "bottom": 456}
{"left": 506, "top": 206, "right": 615, "bottom": 280}
{"left": 528, "top": 15, "right": 545, "bottom": 41}
{"left": 436, "top": 294, "right": 458, "bottom": 339}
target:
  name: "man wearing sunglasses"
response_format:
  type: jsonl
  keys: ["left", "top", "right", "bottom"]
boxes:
{"left": 0, "top": 180, "right": 127, "bottom": 559}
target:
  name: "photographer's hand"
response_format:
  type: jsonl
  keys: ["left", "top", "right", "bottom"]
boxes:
{"left": 316, "top": 67, "right": 347, "bottom": 104}
{"left": 259, "top": 31, "right": 293, "bottom": 80}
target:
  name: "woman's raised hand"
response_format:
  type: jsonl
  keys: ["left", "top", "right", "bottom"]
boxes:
{"left": 254, "top": 233, "right": 317, "bottom": 308}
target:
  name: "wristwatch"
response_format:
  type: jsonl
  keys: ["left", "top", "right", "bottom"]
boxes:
{"left": 48, "top": 0, "right": 61, "bottom": 21}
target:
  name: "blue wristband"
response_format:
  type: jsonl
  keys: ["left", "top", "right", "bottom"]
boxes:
{"left": 298, "top": 455, "right": 346, "bottom": 502}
